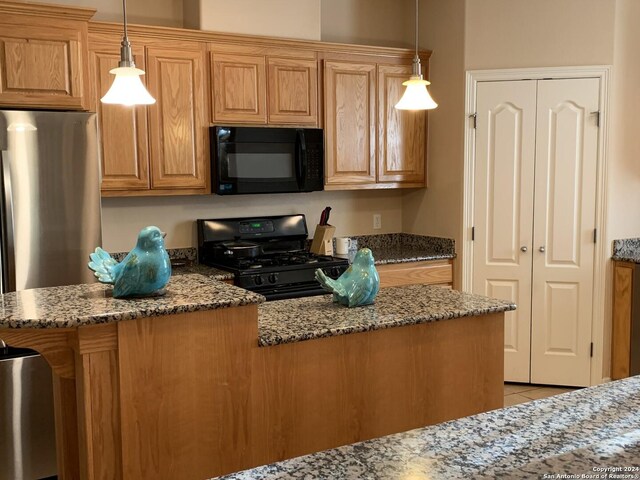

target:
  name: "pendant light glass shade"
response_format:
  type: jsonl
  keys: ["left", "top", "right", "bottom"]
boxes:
{"left": 101, "top": 67, "right": 155, "bottom": 106}
{"left": 100, "top": 0, "right": 155, "bottom": 106}
{"left": 395, "top": 0, "right": 437, "bottom": 111}
{"left": 395, "top": 77, "right": 437, "bottom": 110}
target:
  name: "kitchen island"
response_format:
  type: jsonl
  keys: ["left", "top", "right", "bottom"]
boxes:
{"left": 215, "top": 376, "right": 640, "bottom": 479}
{"left": 0, "top": 274, "right": 513, "bottom": 480}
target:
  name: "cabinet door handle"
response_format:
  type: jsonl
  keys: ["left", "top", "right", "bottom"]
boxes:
{"left": 539, "top": 246, "right": 546, "bottom": 253}
{"left": 520, "top": 246, "right": 528, "bottom": 252}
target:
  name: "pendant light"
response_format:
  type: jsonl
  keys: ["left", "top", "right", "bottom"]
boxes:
{"left": 101, "top": 0, "right": 155, "bottom": 106}
{"left": 395, "top": 0, "right": 437, "bottom": 111}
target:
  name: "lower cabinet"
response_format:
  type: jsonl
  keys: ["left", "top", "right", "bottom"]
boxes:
{"left": 90, "top": 35, "right": 209, "bottom": 196}
{"left": 377, "top": 259, "right": 453, "bottom": 288}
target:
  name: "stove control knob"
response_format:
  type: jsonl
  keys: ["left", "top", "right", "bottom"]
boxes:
{"left": 330, "top": 267, "right": 341, "bottom": 277}
{"left": 254, "top": 276, "right": 263, "bottom": 286}
{"left": 268, "top": 273, "right": 279, "bottom": 284}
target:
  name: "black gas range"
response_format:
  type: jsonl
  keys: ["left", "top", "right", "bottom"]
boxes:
{"left": 197, "top": 214, "right": 349, "bottom": 300}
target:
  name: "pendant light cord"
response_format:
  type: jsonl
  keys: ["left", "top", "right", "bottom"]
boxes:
{"left": 415, "top": 0, "right": 419, "bottom": 59}
{"left": 122, "top": 0, "right": 129, "bottom": 41}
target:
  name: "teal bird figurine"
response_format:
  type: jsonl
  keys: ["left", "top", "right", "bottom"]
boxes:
{"left": 88, "top": 226, "right": 171, "bottom": 298}
{"left": 315, "top": 248, "right": 380, "bottom": 307}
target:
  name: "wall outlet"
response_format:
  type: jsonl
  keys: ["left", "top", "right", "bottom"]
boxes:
{"left": 373, "top": 214, "right": 382, "bottom": 230}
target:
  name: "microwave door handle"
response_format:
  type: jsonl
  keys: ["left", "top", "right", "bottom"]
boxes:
{"left": 0, "top": 151, "right": 15, "bottom": 293}
{"left": 296, "top": 130, "right": 307, "bottom": 188}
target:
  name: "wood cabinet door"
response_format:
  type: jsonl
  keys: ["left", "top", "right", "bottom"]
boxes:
{"left": 211, "top": 52, "right": 266, "bottom": 124}
{"left": 377, "top": 64, "right": 426, "bottom": 185}
{"left": 267, "top": 57, "right": 318, "bottom": 125}
{"left": 146, "top": 42, "right": 209, "bottom": 191}
{"left": 324, "top": 60, "right": 376, "bottom": 186}
{"left": 90, "top": 40, "right": 150, "bottom": 192}
{"left": 0, "top": 22, "right": 89, "bottom": 110}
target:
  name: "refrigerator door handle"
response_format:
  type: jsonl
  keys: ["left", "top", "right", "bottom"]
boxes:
{"left": 0, "top": 150, "right": 15, "bottom": 292}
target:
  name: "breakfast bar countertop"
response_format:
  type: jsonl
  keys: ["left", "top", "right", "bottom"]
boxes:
{"left": 257, "top": 284, "right": 515, "bottom": 347}
{"left": 214, "top": 375, "right": 640, "bottom": 479}
{"left": 0, "top": 274, "right": 264, "bottom": 329}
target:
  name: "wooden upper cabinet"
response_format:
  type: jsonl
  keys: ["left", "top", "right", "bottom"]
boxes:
{"left": 324, "top": 60, "right": 377, "bottom": 186}
{"left": 267, "top": 56, "right": 318, "bottom": 125}
{"left": 89, "top": 39, "right": 150, "bottom": 191}
{"left": 377, "top": 64, "right": 426, "bottom": 185}
{"left": 0, "top": 5, "right": 93, "bottom": 110}
{"left": 146, "top": 42, "right": 209, "bottom": 190}
{"left": 211, "top": 53, "right": 267, "bottom": 124}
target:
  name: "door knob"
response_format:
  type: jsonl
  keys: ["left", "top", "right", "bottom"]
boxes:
{"left": 539, "top": 246, "right": 546, "bottom": 253}
{"left": 520, "top": 246, "right": 528, "bottom": 252}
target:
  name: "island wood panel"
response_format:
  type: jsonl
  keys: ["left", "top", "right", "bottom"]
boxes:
{"left": 267, "top": 56, "right": 318, "bottom": 125}
{"left": 146, "top": 42, "right": 209, "bottom": 191}
{"left": 116, "top": 306, "right": 258, "bottom": 480}
{"left": 1, "top": 305, "right": 501, "bottom": 480}
{"left": 377, "top": 64, "right": 426, "bottom": 185}
{"left": 89, "top": 39, "right": 150, "bottom": 191}
{"left": 0, "top": 8, "right": 92, "bottom": 110}
{"left": 612, "top": 261, "right": 634, "bottom": 379}
{"left": 248, "top": 312, "right": 503, "bottom": 467}
{"left": 377, "top": 260, "right": 453, "bottom": 288}
{"left": 211, "top": 52, "right": 267, "bottom": 124}
{"left": 324, "top": 60, "right": 377, "bottom": 186}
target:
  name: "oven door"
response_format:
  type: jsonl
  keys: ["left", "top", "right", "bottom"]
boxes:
{"left": 214, "top": 127, "right": 301, "bottom": 195}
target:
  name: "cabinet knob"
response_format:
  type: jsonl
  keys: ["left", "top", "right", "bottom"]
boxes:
{"left": 539, "top": 246, "right": 546, "bottom": 253}
{"left": 520, "top": 246, "right": 528, "bottom": 252}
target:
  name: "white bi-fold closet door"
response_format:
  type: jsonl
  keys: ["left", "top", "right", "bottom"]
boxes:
{"left": 472, "top": 78, "right": 600, "bottom": 387}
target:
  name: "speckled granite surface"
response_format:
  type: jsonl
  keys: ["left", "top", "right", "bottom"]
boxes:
{"left": 170, "top": 263, "right": 234, "bottom": 281}
{"left": 112, "top": 246, "right": 197, "bottom": 263}
{"left": 349, "top": 233, "right": 456, "bottom": 264}
{"left": 0, "top": 274, "right": 264, "bottom": 329}
{"left": 612, "top": 238, "right": 640, "bottom": 263}
{"left": 214, "top": 376, "right": 640, "bottom": 480}
{"left": 257, "top": 284, "right": 514, "bottom": 346}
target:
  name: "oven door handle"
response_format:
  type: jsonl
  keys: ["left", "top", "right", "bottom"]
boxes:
{"left": 296, "top": 129, "right": 307, "bottom": 189}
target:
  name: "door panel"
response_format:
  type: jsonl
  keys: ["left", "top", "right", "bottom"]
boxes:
{"left": 267, "top": 57, "right": 318, "bottom": 125}
{"left": 377, "top": 64, "right": 426, "bottom": 184}
{"left": 530, "top": 78, "right": 599, "bottom": 386}
{"left": 211, "top": 53, "right": 267, "bottom": 124}
{"left": 324, "top": 60, "right": 376, "bottom": 186}
{"left": 90, "top": 40, "right": 150, "bottom": 191}
{"left": 147, "top": 43, "right": 208, "bottom": 190}
{"left": 473, "top": 80, "right": 537, "bottom": 383}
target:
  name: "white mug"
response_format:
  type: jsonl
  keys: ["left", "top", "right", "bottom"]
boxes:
{"left": 335, "top": 237, "right": 352, "bottom": 255}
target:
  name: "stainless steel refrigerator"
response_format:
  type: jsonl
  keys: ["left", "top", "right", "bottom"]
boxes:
{"left": 0, "top": 110, "right": 102, "bottom": 480}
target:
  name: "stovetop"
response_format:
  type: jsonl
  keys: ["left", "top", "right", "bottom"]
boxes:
{"left": 197, "top": 214, "right": 349, "bottom": 300}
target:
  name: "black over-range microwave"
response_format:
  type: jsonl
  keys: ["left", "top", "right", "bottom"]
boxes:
{"left": 211, "top": 126, "right": 324, "bottom": 195}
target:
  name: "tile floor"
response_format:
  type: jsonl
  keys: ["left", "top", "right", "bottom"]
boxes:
{"left": 504, "top": 383, "right": 579, "bottom": 407}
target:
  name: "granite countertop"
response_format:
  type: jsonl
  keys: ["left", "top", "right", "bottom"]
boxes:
{"left": 0, "top": 274, "right": 264, "bottom": 329}
{"left": 257, "top": 284, "right": 515, "bottom": 346}
{"left": 170, "top": 263, "right": 234, "bottom": 281}
{"left": 214, "top": 376, "right": 640, "bottom": 479}
{"left": 612, "top": 238, "right": 640, "bottom": 263}
{"left": 350, "top": 233, "right": 456, "bottom": 265}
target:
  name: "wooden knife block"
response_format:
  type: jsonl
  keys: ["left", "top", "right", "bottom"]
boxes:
{"left": 310, "top": 225, "right": 336, "bottom": 255}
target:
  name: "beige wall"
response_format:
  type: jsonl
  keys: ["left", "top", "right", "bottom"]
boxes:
{"left": 193, "top": 0, "right": 321, "bottom": 40}
{"left": 402, "top": 0, "right": 466, "bottom": 286}
{"left": 464, "top": 0, "right": 615, "bottom": 70}
{"left": 102, "top": 191, "right": 403, "bottom": 251}
{"left": 41, "top": 0, "right": 183, "bottom": 27}
{"left": 321, "top": 0, "right": 413, "bottom": 47}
